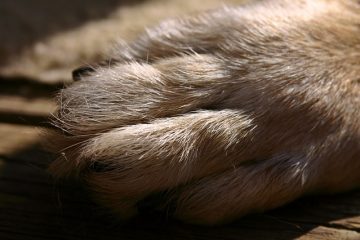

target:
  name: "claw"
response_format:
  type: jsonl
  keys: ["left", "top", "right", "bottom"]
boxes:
{"left": 72, "top": 66, "right": 94, "bottom": 81}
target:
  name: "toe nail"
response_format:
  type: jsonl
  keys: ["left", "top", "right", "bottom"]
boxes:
{"left": 72, "top": 66, "right": 94, "bottom": 81}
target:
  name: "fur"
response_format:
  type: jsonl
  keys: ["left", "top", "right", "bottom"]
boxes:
{"left": 48, "top": 0, "right": 360, "bottom": 225}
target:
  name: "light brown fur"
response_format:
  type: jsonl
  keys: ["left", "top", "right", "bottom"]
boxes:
{"left": 49, "top": 0, "right": 360, "bottom": 225}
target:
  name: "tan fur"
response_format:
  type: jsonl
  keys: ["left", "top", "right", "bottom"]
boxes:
{"left": 48, "top": 0, "right": 360, "bottom": 225}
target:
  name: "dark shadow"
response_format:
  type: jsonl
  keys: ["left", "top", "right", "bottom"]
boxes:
{"left": 0, "top": 111, "right": 53, "bottom": 128}
{"left": 0, "top": 0, "right": 146, "bottom": 65}
{"left": 0, "top": 76, "right": 63, "bottom": 99}
{"left": 0, "top": 139, "right": 359, "bottom": 239}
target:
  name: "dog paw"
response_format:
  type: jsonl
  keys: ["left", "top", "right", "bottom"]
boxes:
{"left": 49, "top": 0, "right": 360, "bottom": 224}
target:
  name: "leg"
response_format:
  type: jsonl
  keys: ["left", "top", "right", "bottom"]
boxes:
{"left": 49, "top": 0, "right": 360, "bottom": 225}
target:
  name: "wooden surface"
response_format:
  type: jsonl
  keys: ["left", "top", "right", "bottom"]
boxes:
{"left": 0, "top": 79, "right": 359, "bottom": 240}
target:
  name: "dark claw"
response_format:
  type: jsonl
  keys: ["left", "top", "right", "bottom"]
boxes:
{"left": 72, "top": 66, "right": 95, "bottom": 81}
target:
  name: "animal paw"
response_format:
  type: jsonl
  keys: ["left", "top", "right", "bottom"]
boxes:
{"left": 49, "top": 0, "right": 360, "bottom": 224}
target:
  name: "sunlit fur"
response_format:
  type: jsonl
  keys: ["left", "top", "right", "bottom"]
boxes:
{"left": 48, "top": 0, "right": 360, "bottom": 225}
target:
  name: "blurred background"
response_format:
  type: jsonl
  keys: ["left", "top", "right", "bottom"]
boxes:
{"left": 0, "top": 0, "right": 359, "bottom": 239}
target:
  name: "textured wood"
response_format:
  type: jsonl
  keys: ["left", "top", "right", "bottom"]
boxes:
{"left": 0, "top": 81, "right": 359, "bottom": 240}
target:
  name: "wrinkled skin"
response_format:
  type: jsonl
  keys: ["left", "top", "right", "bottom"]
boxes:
{"left": 49, "top": 0, "right": 360, "bottom": 225}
